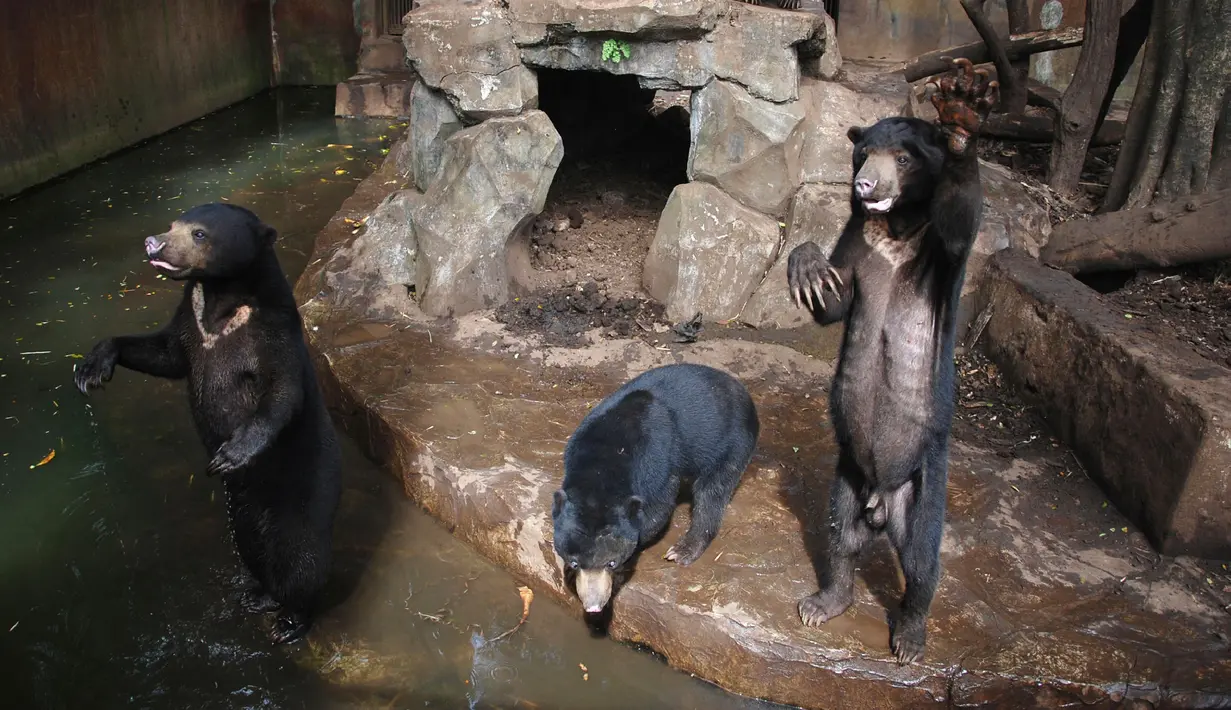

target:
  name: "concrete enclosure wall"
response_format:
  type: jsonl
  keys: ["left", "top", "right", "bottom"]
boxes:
{"left": 273, "top": 0, "right": 360, "bottom": 86}
{"left": 0, "top": 0, "right": 273, "bottom": 199}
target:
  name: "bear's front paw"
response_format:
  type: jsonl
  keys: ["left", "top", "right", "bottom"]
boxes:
{"left": 208, "top": 428, "right": 257, "bottom": 475}
{"left": 926, "top": 57, "right": 999, "bottom": 153}
{"left": 787, "top": 241, "right": 844, "bottom": 312}
{"left": 74, "top": 339, "right": 118, "bottom": 395}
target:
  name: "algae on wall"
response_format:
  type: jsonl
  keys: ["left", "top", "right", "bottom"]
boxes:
{"left": 0, "top": 0, "right": 273, "bottom": 199}
{"left": 272, "top": 0, "right": 360, "bottom": 86}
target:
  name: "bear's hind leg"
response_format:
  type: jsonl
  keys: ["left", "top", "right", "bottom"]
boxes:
{"left": 262, "top": 521, "right": 331, "bottom": 645}
{"left": 228, "top": 494, "right": 281, "bottom": 616}
{"left": 885, "top": 446, "right": 947, "bottom": 665}
{"left": 800, "top": 451, "right": 873, "bottom": 627}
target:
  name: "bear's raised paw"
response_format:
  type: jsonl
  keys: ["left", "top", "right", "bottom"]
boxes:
{"left": 926, "top": 57, "right": 999, "bottom": 154}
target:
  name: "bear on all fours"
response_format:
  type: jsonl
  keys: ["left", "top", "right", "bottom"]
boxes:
{"left": 552, "top": 363, "right": 760, "bottom": 616}
{"left": 786, "top": 58, "right": 998, "bottom": 664}
{"left": 74, "top": 202, "right": 342, "bottom": 645}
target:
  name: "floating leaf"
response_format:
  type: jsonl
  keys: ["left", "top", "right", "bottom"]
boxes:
{"left": 30, "top": 449, "right": 55, "bottom": 469}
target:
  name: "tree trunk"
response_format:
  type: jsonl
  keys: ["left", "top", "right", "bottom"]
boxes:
{"left": 1004, "top": 0, "right": 1030, "bottom": 115}
{"left": 901, "top": 28, "right": 1084, "bottom": 83}
{"left": 1041, "top": 188, "right": 1231, "bottom": 273}
{"left": 1047, "top": 1, "right": 1121, "bottom": 195}
{"left": 1091, "top": 0, "right": 1154, "bottom": 143}
{"left": 1155, "top": 0, "right": 1231, "bottom": 200}
{"left": 957, "top": 0, "right": 1027, "bottom": 115}
{"left": 1211, "top": 84, "right": 1231, "bottom": 191}
{"left": 1102, "top": 0, "right": 1166, "bottom": 212}
{"left": 1103, "top": 0, "right": 1231, "bottom": 210}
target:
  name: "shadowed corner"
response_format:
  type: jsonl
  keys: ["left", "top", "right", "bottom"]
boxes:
{"left": 315, "top": 430, "right": 397, "bottom": 618}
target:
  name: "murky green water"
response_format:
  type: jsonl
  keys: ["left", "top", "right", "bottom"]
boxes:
{"left": 0, "top": 88, "right": 789, "bottom": 710}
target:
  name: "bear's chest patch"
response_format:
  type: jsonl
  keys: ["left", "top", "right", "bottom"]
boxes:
{"left": 192, "top": 283, "right": 253, "bottom": 350}
{"left": 862, "top": 217, "right": 927, "bottom": 268}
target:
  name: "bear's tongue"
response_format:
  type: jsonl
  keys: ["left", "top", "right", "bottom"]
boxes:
{"left": 865, "top": 197, "right": 894, "bottom": 213}
{"left": 149, "top": 259, "right": 181, "bottom": 271}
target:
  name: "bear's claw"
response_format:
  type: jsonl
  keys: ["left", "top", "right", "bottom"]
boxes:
{"left": 207, "top": 429, "right": 256, "bottom": 475}
{"left": 74, "top": 340, "right": 118, "bottom": 395}
{"left": 269, "top": 611, "right": 310, "bottom": 645}
{"left": 787, "top": 242, "right": 843, "bottom": 313}
{"left": 926, "top": 57, "right": 999, "bottom": 153}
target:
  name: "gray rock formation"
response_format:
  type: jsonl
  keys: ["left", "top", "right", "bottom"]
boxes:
{"left": 402, "top": 2, "right": 539, "bottom": 121}
{"left": 708, "top": 2, "right": 821, "bottom": 103}
{"left": 407, "top": 82, "right": 463, "bottom": 192}
{"left": 799, "top": 11, "right": 841, "bottom": 80}
{"left": 644, "top": 181, "right": 781, "bottom": 322}
{"left": 785, "top": 77, "right": 905, "bottom": 185}
{"left": 964, "top": 162, "right": 1052, "bottom": 306}
{"left": 324, "top": 189, "right": 421, "bottom": 314}
{"left": 506, "top": 0, "right": 723, "bottom": 37}
{"left": 741, "top": 183, "right": 848, "bottom": 328}
{"left": 412, "top": 111, "right": 564, "bottom": 317}
{"left": 521, "top": 37, "right": 711, "bottom": 92}
{"left": 688, "top": 80, "right": 805, "bottom": 217}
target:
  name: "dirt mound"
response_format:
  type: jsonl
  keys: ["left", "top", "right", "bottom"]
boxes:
{"left": 495, "top": 281, "right": 668, "bottom": 346}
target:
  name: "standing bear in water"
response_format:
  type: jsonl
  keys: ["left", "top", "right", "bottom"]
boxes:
{"left": 786, "top": 59, "right": 997, "bottom": 664}
{"left": 552, "top": 363, "right": 759, "bottom": 615}
{"left": 74, "top": 203, "right": 342, "bottom": 645}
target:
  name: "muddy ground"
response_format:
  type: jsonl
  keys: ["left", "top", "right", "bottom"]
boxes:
{"left": 1100, "top": 263, "right": 1231, "bottom": 369}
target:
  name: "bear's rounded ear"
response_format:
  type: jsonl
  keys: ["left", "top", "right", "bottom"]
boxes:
{"left": 626, "top": 496, "right": 643, "bottom": 519}
{"left": 552, "top": 489, "right": 568, "bottom": 518}
{"left": 847, "top": 126, "right": 865, "bottom": 144}
{"left": 260, "top": 223, "right": 278, "bottom": 245}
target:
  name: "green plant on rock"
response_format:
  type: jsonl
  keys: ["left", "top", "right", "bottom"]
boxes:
{"left": 601, "top": 39, "right": 631, "bottom": 64}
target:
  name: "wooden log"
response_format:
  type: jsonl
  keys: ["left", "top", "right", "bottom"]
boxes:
{"left": 1027, "top": 80, "right": 1062, "bottom": 110}
{"left": 1040, "top": 189, "right": 1231, "bottom": 273}
{"left": 902, "top": 27, "right": 1084, "bottom": 82}
{"left": 983, "top": 113, "right": 1125, "bottom": 146}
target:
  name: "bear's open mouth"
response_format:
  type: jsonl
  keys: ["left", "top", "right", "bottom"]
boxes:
{"left": 864, "top": 197, "right": 894, "bottom": 213}
{"left": 149, "top": 258, "right": 188, "bottom": 274}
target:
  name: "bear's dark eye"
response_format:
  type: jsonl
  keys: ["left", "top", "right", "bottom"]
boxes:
{"left": 606, "top": 560, "right": 617, "bottom": 570}
{"left": 192, "top": 229, "right": 206, "bottom": 241}
{"left": 896, "top": 154, "right": 910, "bottom": 166}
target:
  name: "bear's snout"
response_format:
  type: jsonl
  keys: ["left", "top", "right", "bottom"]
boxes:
{"left": 145, "top": 236, "right": 165, "bottom": 256}
{"left": 854, "top": 178, "right": 878, "bottom": 199}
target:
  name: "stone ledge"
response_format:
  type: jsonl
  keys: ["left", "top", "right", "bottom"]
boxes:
{"left": 977, "top": 250, "right": 1231, "bottom": 559}
{"left": 335, "top": 72, "right": 416, "bottom": 118}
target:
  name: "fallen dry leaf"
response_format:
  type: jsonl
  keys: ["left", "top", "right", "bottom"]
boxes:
{"left": 30, "top": 449, "right": 55, "bottom": 469}
{"left": 488, "top": 585, "right": 535, "bottom": 644}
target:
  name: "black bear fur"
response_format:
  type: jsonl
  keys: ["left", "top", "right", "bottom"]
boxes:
{"left": 74, "top": 203, "right": 342, "bottom": 646}
{"left": 785, "top": 59, "right": 998, "bottom": 665}
{"left": 551, "top": 363, "right": 759, "bottom": 615}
